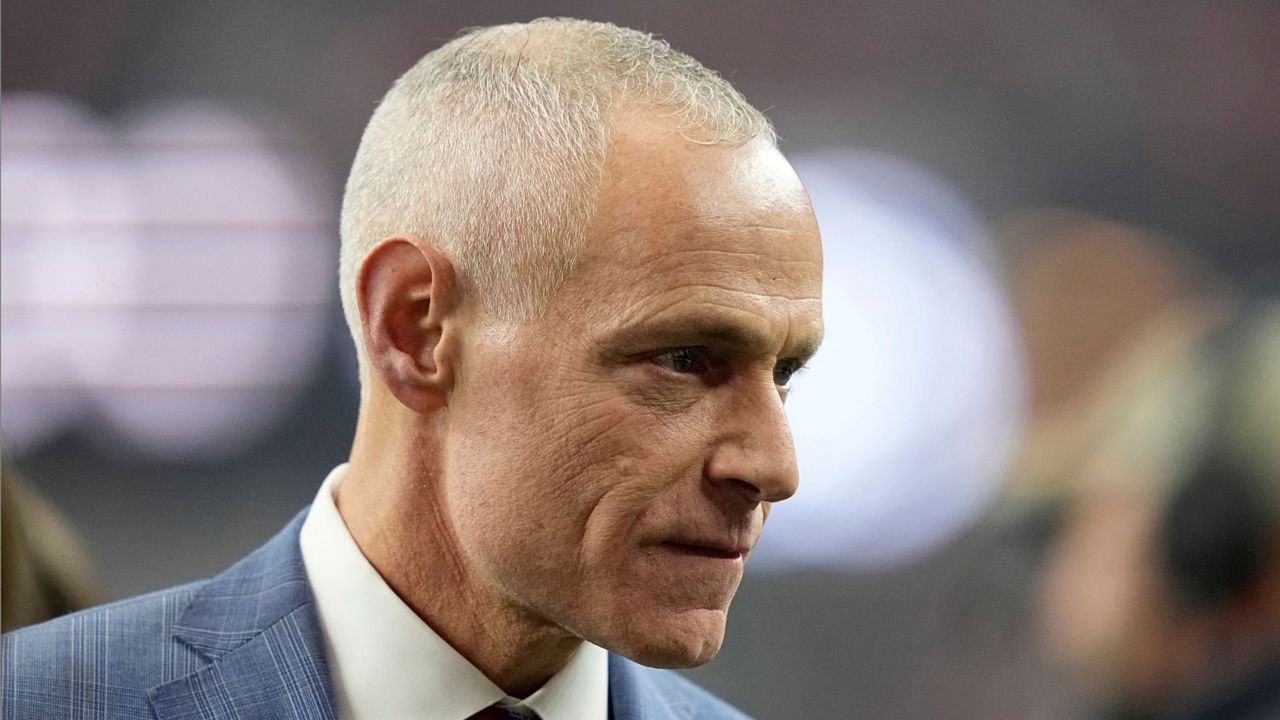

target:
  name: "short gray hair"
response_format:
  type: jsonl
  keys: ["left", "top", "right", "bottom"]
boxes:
{"left": 338, "top": 17, "right": 775, "bottom": 383}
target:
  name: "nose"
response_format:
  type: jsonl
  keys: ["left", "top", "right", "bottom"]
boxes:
{"left": 704, "top": 380, "right": 800, "bottom": 504}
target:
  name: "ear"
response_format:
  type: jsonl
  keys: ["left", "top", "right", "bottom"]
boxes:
{"left": 356, "top": 235, "right": 458, "bottom": 414}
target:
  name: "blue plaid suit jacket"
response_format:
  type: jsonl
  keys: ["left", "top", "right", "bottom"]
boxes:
{"left": 2, "top": 510, "right": 750, "bottom": 719}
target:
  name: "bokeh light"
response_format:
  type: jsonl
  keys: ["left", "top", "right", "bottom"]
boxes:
{"left": 0, "top": 95, "right": 336, "bottom": 461}
{"left": 1, "top": 94, "right": 140, "bottom": 453}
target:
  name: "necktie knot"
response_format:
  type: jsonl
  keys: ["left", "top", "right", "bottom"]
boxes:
{"left": 468, "top": 704, "right": 540, "bottom": 720}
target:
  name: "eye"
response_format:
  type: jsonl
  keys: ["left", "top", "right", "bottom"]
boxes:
{"left": 653, "top": 347, "right": 709, "bottom": 374}
{"left": 773, "top": 359, "right": 806, "bottom": 386}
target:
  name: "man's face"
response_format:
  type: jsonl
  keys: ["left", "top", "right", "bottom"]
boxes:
{"left": 442, "top": 111, "right": 823, "bottom": 667}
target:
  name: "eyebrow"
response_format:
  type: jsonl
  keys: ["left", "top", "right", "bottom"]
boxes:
{"left": 791, "top": 332, "right": 824, "bottom": 362}
{"left": 612, "top": 315, "right": 823, "bottom": 362}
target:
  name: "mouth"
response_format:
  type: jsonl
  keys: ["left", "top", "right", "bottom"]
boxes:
{"left": 660, "top": 540, "right": 748, "bottom": 561}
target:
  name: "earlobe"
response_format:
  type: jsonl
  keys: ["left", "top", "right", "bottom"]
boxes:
{"left": 356, "top": 236, "right": 458, "bottom": 414}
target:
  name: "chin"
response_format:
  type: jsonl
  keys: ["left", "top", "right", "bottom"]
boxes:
{"left": 603, "top": 607, "right": 728, "bottom": 669}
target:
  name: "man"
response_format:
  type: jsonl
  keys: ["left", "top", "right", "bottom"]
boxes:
{"left": 3, "top": 18, "right": 823, "bottom": 719}
{"left": 1036, "top": 303, "right": 1280, "bottom": 719}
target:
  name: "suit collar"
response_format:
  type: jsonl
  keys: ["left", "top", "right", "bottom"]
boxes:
{"left": 170, "top": 509, "right": 316, "bottom": 659}
{"left": 149, "top": 509, "right": 337, "bottom": 720}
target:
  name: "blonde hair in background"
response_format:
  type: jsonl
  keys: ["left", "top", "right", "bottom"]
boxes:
{"left": 1080, "top": 301, "right": 1280, "bottom": 509}
{"left": 339, "top": 18, "right": 775, "bottom": 385}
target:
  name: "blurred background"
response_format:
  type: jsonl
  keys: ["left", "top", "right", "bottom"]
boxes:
{"left": 3, "top": 1, "right": 1279, "bottom": 718}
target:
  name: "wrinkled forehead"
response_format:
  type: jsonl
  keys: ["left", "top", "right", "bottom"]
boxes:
{"left": 560, "top": 115, "right": 823, "bottom": 347}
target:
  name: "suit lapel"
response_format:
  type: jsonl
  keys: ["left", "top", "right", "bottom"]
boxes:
{"left": 149, "top": 510, "right": 337, "bottom": 720}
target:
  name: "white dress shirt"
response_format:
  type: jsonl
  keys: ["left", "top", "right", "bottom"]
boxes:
{"left": 299, "top": 465, "right": 609, "bottom": 720}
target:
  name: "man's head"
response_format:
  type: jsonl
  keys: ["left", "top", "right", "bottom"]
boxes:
{"left": 341, "top": 19, "right": 823, "bottom": 669}
{"left": 340, "top": 18, "right": 777, "bottom": 381}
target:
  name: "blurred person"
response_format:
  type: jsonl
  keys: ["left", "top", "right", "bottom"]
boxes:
{"left": 0, "top": 460, "right": 101, "bottom": 633}
{"left": 1037, "top": 301, "right": 1280, "bottom": 720}
{"left": 997, "top": 210, "right": 1212, "bottom": 503}
{"left": 2, "top": 18, "right": 822, "bottom": 720}
{"left": 940, "top": 211, "right": 1220, "bottom": 719}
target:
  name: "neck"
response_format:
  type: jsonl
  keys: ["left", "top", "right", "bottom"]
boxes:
{"left": 339, "top": 395, "right": 582, "bottom": 697}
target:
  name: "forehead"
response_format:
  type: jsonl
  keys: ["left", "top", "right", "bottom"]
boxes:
{"left": 556, "top": 113, "right": 823, "bottom": 351}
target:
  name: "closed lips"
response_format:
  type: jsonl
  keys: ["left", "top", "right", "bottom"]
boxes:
{"left": 661, "top": 540, "right": 748, "bottom": 559}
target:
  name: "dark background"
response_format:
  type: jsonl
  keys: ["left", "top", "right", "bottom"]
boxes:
{"left": 4, "top": 1, "right": 1278, "bottom": 717}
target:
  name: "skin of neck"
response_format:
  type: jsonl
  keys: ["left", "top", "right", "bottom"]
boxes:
{"left": 337, "top": 382, "right": 583, "bottom": 698}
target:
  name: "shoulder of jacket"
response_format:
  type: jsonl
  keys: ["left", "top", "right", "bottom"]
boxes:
{"left": 3, "top": 580, "right": 209, "bottom": 695}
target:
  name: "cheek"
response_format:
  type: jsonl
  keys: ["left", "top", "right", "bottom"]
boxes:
{"left": 448, "top": 343, "right": 719, "bottom": 573}
{"left": 446, "top": 379, "right": 661, "bottom": 550}
{"left": 554, "top": 396, "right": 716, "bottom": 564}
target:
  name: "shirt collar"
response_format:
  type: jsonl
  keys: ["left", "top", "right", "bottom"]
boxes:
{"left": 299, "top": 464, "right": 609, "bottom": 720}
